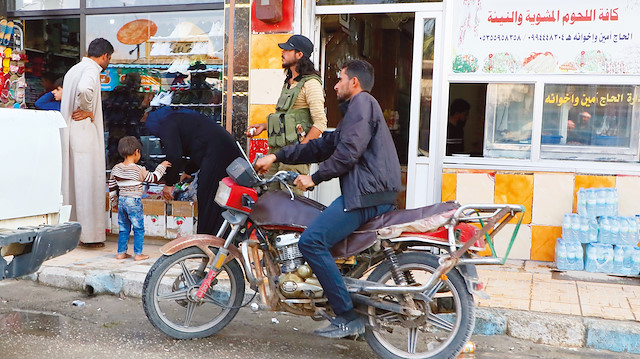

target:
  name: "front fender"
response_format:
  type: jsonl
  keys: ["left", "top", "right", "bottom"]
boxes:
{"left": 160, "top": 234, "right": 241, "bottom": 267}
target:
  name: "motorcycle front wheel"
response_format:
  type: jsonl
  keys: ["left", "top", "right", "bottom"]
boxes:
{"left": 363, "top": 252, "right": 474, "bottom": 359}
{"left": 142, "top": 246, "right": 245, "bottom": 339}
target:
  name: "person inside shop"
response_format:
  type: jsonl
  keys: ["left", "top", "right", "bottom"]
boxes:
{"left": 144, "top": 106, "right": 241, "bottom": 235}
{"left": 446, "top": 98, "right": 471, "bottom": 156}
{"left": 60, "top": 37, "right": 114, "bottom": 248}
{"left": 245, "top": 34, "right": 327, "bottom": 195}
{"left": 254, "top": 59, "right": 401, "bottom": 339}
{"left": 40, "top": 72, "right": 60, "bottom": 94}
{"left": 34, "top": 77, "right": 63, "bottom": 111}
{"left": 566, "top": 111, "right": 592, "bottom": 145}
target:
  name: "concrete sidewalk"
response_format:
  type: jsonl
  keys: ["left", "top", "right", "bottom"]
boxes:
{"left": 21, "top": 239, "right": 640, "bottom": 355}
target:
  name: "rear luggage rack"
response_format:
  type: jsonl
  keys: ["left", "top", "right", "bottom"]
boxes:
{"left": 451, "top": 204, "right": 525, "bottom": 265}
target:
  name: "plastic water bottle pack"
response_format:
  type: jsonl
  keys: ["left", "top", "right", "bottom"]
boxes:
{"left": 562, "top": 213, "right": 597, "bottom": 244}
{"left": 555, "top": 238, "right": 584, "bottom": 271}
{"left": 577, "top": 187, "right": 619, "bottom": 218}
{"left": 597, "top": 216, "right": 639, "bottom": 246}
{"left": 612, "top": 245, "right": 640, "bottom": 276}
{"left": 585, "top": 243, "right": 614, "bottom": 273}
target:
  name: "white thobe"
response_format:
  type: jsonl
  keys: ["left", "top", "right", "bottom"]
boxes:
{"left": 60, "top": 57, "right": 106, "bottom": 243}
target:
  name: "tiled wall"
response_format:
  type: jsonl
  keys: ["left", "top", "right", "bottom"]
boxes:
{"left": 248, "top": 0, "right": 296, "bottom": 160}
{"left": 442, "top": 169, "right": 640, "bottom": 261}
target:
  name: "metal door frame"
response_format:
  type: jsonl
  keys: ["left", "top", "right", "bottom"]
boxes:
{"left": 406, "top": 10, "right": 444, "bottom": 208}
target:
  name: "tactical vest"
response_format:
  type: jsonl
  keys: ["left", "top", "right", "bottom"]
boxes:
{"left": 267, "top": 75, "right": 321, "bottom": 148}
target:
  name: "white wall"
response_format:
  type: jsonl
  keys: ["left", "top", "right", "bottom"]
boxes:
{"left": 0, "top": 109, "right": 66, "bottom": 220}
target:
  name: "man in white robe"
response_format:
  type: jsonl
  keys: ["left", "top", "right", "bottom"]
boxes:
{"left": 60, "top": 38, "right": 113, "bottom": 247}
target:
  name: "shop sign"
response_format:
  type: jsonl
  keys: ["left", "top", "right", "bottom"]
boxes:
{"left": 544, "top": 91, "right": 640, "bottom": 108}
{"left": 100, "top": 68, "right": 161, "bottom": 92}
{"left": 101, "top": 68, "right": 120, "bottom": 91}
{"left": 452, "top": 0, "right": 640, "bottom": 74}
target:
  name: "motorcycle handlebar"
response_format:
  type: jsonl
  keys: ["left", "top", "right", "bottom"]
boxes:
{"left": 261, "top": 170, "right": 314, "bottom": 192}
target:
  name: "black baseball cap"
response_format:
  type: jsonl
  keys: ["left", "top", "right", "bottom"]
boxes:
{"left": 278, "top": 35, "right": 314, "bottom": 58}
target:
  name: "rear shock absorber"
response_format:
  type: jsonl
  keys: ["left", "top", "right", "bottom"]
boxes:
{"left": 383, "top": 247, "right": 407, "bottom": 285}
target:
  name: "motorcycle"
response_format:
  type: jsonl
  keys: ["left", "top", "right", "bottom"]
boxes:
{"left": 142, "top": 156, "right": 524, "bottom": 359}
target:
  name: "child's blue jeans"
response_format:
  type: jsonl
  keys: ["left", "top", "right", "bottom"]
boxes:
{"left": 118, "top": 197, "right": 145, "bottom": 255}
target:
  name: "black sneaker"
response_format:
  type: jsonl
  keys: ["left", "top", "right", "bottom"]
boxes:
{"left": 314, "top": 316, "right": 365, "bottom": 339}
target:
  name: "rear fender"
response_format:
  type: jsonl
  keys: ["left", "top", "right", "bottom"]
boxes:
{"left": 454, "top": 259, "right": 488, "bottom": 300}
{"left": 160, "top": 234, "right": 241, "bottom": 267}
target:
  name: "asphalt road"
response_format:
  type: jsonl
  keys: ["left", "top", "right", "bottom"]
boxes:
{"left": 0, "top": 280, "right": 636, "bottom": 359}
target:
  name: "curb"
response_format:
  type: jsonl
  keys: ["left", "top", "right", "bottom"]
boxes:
{"left": 476, "top": 307, "right": 640, "bottom": 354}
{"left": 26, "top": 266, "right": 640, "bottom": 355}
{"left": 585, "top": 318, "right": 640, "bottom": 354}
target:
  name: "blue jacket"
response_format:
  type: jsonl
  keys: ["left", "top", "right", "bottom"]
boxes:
{"left": 276, "top": 91, "right": 401, "bottom": 211}
{"left": 34, "top": 92, "right": 61, "bottom": 111}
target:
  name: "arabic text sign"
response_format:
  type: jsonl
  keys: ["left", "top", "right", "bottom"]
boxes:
{"left": 545, "top": 92, "right": 640, "bottom": 107}
{"left": 453, "top": 0, "right": 640, "bottom": 75}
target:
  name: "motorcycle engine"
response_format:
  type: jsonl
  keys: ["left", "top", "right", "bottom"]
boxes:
{"left": 274, "top": 233, "right": 323, "bottom": 299}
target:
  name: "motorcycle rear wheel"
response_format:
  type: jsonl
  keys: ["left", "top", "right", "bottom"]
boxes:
{"left": 363, "top": 252, "right": 474, "bottom": 359}
{"left": 142, "top": 246, "right": 245, "bottom": 339}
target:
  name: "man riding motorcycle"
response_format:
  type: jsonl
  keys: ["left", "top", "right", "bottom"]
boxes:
{"left": 255, "top": 59, "right": 401, "bottom": 338}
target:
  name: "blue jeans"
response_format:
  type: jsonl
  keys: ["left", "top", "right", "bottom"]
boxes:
{"left": 118, "top": 197, "right": 145, "bottom": 255}
{"left": 298, "top": 196, "right": 393, "bottom": 316}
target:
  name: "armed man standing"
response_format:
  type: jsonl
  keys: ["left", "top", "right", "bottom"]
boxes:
{"left": 255, "top": 59, "right": 401, "bottom": 338}
{"left": 246, "top": 34, "right": 327, "bottom": 195}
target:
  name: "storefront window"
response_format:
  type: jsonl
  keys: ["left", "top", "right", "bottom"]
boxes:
{"left": 541, "top": 84, "right": 640, "bottom": 161}
{"left": 24, "top": 18, "right": 81, "bottom": 107}
{"left": 10, "top": 0, "right": 79, "bottom": 10}
{"left": 86, "top": 10, "right": 224, "bottom": 168}
{"left": 483, "top": 84, "right": 534, "bottom": 159}
{"left": 86, "top": 0, "right": 221, "bottom": 7}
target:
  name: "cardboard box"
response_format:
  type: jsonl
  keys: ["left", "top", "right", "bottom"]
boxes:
{"left": 166, "top": 201, "right": 196, "bottom": 239}
{"left": 142, "top": 199, "right": 166, "bottom": 237}
{"left": 111, "top": 213, "right": 119, "bottom": 234}
{"left": 143, "top": 199, "right": 165, "bottom": 216}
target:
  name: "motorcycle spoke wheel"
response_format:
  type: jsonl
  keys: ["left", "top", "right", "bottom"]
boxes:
{"left": 142, "top": 247, "right": 245, "bottom": 339}
{"left": 363, "top": 252, "right": 474, "bottom": 359}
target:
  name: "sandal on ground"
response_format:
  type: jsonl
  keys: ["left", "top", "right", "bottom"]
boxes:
{"left": 79, "top": 241, "right": 106, "bottom": 248}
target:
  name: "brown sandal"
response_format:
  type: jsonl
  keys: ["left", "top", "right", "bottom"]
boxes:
{"left": 116, "top": 253, "right": 131, "bottom": 260}
{"left": 79, "top": 241, "right": 106, "bottom": 248}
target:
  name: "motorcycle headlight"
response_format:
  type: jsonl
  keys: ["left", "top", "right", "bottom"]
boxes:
{"left": 214, "top": 180, "right": 232, "bottom": 207}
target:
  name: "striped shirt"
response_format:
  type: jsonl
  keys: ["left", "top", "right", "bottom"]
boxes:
{"left": 108, "top": 163, "right": 167, "bottom": 198}
{"left": 290, "top": 77, "right": 328, "bottom": 133}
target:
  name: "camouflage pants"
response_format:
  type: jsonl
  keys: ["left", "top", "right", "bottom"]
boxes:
{"left": 266, "top": 147, "right": 310, "bottom": 196}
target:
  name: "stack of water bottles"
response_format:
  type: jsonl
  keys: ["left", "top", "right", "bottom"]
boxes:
{"left": 556, "top": 187, "right": 640, "bottom": 275}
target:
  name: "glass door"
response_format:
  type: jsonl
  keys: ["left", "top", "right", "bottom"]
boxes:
{"left": 406, "top": 11, "right": 442, "bottom": 208}
{"left": 316, "top": 12, "right": 417, "bottom": 208}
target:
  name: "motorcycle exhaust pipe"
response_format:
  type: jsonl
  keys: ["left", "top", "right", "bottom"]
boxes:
{"left": 351, "top": 293, "right": 423, "bottom": 317}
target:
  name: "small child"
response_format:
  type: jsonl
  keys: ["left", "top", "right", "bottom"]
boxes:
{"left": 108, "top": 136, "right": 171, "bottom": 261}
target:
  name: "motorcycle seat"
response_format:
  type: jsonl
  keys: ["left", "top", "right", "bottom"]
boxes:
{"left": 331, "top": 201, "right": 460, "bottom": 258}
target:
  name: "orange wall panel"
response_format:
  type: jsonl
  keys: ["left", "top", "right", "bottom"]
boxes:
{"left": 531, "top": 225, "right": 561, "bottom": 262}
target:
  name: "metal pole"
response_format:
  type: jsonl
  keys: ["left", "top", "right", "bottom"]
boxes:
{"left": 224, "top": 0, "right": 236, "bottom": 133}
